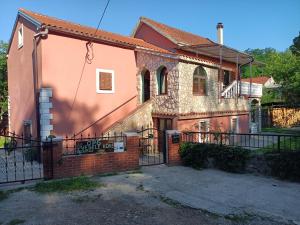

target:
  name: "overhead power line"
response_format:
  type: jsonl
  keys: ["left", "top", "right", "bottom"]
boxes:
{"left": 68, "top": 0, "right": 111, "bottom": 122}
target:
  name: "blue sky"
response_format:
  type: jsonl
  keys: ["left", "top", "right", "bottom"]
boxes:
{"left": 1, "top": 0, "right": 299, "bottom": 51}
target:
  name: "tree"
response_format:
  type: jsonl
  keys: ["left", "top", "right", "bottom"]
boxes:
{"left": 242, "top": 46, "right": 300, "bottom": 104}
{"left": 290, "top": 32, "right": 300, "bottom": 56}
{"left": 241, "top": 48, "right": 277, "bottom": 78}
{"left": 0, "top": 41, "right": 8, "bottom": 116}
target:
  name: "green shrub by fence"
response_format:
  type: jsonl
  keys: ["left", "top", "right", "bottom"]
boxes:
{"left": 180, "top": 142, "right": 300, "bottom": 181}
{"left": 179, "top": 143, "right": 250, "bottom": 173}
{"left": 265, "top": 151, "right": 300, "bottom": 181}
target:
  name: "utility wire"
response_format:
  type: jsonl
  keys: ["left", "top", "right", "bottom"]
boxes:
{"left": 68, "top": 0, "right": 111, "bottom": 124}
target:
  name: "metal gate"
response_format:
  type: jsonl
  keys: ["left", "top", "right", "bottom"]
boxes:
{"left": 138, "top": 127, "right": 166, "bottom": 166}
{"left": 0, "top": 133, "right": 48, "bottom": 184}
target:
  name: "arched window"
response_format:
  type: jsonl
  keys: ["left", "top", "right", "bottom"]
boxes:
{"left": 193, "top": 66, "right": 207, "bottom": 95}
{"left": 157, "top": 66, "right": 168, "bottom": 95}
{"left": 141, "top": 69, "right": 150, "bottom": 102}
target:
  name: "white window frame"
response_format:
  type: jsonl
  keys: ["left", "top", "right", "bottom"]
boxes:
{"left": 230, "top": 116, "right": 239, "bottom": 133}
{"left": 18, "top": 24, "right": 24, "bottom": 49}
{"left": 199, "top": 119, "right": 210, "bottom": 143}
{"left": 96, "top": 68, "right": 115, "bottom": 94}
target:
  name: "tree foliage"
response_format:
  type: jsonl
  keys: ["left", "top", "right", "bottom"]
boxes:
{"left": 290, "top": 32, "right": 300, "bottom": 56}
{"left": 242, "top": 35, "right": 300, "bottom": 104}
{"left": 0, "top": 41, "right": 8, "bottom": 116}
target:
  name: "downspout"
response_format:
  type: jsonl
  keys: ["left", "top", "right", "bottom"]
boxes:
{"left": 238, "top": 56, "right": 254, "bottom": 133}
{"left": 33, "top": 26, "right": 48, "bottom": 139}
{"left": 238, "top": 56, "right": 254, "bottom": 97}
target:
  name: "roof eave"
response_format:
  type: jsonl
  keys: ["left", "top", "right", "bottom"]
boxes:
{"left": 135, "top": 46, "right": 178, "bottom": 59}
{"left": 46, "top": 25, "right": 137, "bottom": 50}
{"left": 178, "top": 44, "right": 255, "bottom": 65}
{"left": 131, "top": 18, "right": 180, "bottom": 45}
{"left": 7, "top": 10, "right": 41, "bottom": 54}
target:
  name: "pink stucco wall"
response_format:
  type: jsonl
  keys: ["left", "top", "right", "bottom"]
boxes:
{"left": 135, "top": 22, "right": 238, "bottom": 72}
{"left": 177, "top": 113, "right": 249, "bottom": 133}
{"left": 7, "top": 17, "right": 40, "bottom": 137}
{"left": 41, "top": 33, "right": 138, "bottom": 136}
{"left": 134, "top": 23, "right": 177, "bottom": 52}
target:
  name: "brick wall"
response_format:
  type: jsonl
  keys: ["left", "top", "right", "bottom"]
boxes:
{"left": 43, "top": 136, "right": 140, "bottom": 179}
{"left": 167, "top": 132, "right": 182, "bottom": 166}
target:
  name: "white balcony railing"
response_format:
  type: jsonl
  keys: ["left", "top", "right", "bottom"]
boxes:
{"left": 221, "top": 81, "right": 263, "bottom": 98}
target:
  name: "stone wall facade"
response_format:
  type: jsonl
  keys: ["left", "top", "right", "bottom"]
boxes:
{"left": 105, "top": 100, "right": 153, "bottom": 133}
{"left": 178, "top": 62, "right": 249, "bottom": 114}
{"left": 136, "top": 52, "right": 179, "bottom": 114}
{"left": 112, "top": 51, "right": 251, "bottom": 134}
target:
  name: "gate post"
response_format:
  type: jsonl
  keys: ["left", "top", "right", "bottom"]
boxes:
{"left": 42, "top": 137, "right": 63, "bottom": 180}
{"left": 166, "top": 130, "right": 181, "bottom": 166}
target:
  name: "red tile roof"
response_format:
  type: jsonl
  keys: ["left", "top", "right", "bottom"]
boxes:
{"left": 241, "top": 76, "right": 271, "bottom": 84}
{"left": 139, "top": 17, "right": 215, "bottom": 46}
{"left": 19, "top": 9, "right": 172, "bottom": 54}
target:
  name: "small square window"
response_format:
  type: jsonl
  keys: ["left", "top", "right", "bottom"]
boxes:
{"left": 199, "top": 120, "right": 210, "bottom": 143}
{"left": 18, "top": 24, "right": 24, "bottom": 49}
{"left": 96, "top": 69, "right": 115, "bottom": 94}
{"left": 231, "top": 117, "right": 239, "bottom": 133}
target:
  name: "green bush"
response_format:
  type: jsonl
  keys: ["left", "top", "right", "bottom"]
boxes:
{"left": 213, "top": 146, "right": 250, "bottom": 173}
{"left": 179, "top": 142, "right": 211, "bottom": 169}
{"left": 265, "top": 151, "right": 300, "bottom": 181}
{"left": 179, "top": 143, "right": 250, "bottom": 173}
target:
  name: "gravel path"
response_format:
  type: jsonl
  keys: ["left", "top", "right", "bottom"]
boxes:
{"left": 0, "top": 170, "right": 296, "bottom": 225}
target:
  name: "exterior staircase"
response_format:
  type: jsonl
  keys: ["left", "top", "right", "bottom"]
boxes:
{"left": 104, "top": 100, "right": 153, "bottom": 134}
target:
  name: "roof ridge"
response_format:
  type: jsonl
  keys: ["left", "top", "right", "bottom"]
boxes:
{"left": 140, "top": 16, "right": 214, "bottom": 45}
{"left": 17, "top": 8, "right": 173, "bottom": 55}
{"left": 19, "top": 8, "right": 92, "bottom": 30}
{"left": 19, "top": 8, "right": 153, "bottom": 43}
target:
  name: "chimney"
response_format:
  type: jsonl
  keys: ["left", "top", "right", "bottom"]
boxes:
{"left": 217, "top": 22, "right": 224, "bottom": 45}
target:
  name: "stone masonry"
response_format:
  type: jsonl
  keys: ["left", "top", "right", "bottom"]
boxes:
{"left": 105, "top": 51, "right": 250, "bottom": 134}
{"left": 136, "top": 52, "right": 179, "bottom": 114}
{"left": 178, "top": 62, "right": 249, "bottom": 114}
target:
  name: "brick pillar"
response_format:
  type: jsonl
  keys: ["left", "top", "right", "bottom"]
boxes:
{"left": 124, "top": 132, "right": 140, "bottom": 170}
{"left": 166, "top": 130, "right": 181, "bottom": 166}
{"left": 42, "top": 137, "right": 63, "bottom": 180}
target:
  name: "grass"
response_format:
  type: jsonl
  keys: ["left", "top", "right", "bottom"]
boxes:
{"left": 255, "top": 136, "right": 300, "bottom": 153}
{"left": 224, "top": 213, "right": 252, "bottom": 223}
{"left": 33, "top": 176, "right": 102, "bottom": 193}
{"left": 262, "top": 127, "right": 300, "bottom": 135}
{"left": 7, "top": 219, "right": 26, "bottom": 225}
{"left": 0, "top": 136, "right": 5, "bottom": 148}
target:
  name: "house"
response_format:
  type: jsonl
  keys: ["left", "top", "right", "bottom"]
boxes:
{"left": 241, "top": 76, "right": 280, "bottom": 89}
{"left": 7, "top": 9, "right": 261, "bottom": 139}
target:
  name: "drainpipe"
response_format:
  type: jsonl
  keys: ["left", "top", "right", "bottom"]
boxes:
{"left": 33, "top": 26, "right": 48, "bottom": 139}
{"left": 238, "top": 56, "right": 254, "bottom": 97}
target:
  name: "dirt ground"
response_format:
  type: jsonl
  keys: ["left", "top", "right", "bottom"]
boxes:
{"left": 0, "top": 171, "right": 296, "bottom": 225}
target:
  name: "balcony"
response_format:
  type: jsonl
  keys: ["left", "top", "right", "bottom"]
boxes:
{"left": 221, "top": 80, "right": 263, "bottom": 98}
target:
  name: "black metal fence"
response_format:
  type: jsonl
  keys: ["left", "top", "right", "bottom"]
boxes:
{"left": 182, "top": 131, "right": 300, "bottom": 152}
{"left": 0, "top": 133, "right": 47, "bottom": 184}
{"left": 63, "top": 132, "right": 127, "bottom": 156}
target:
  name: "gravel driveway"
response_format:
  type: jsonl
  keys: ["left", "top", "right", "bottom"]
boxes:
{"left": 0, "top": 166, "right": 299, "bottom": 225}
